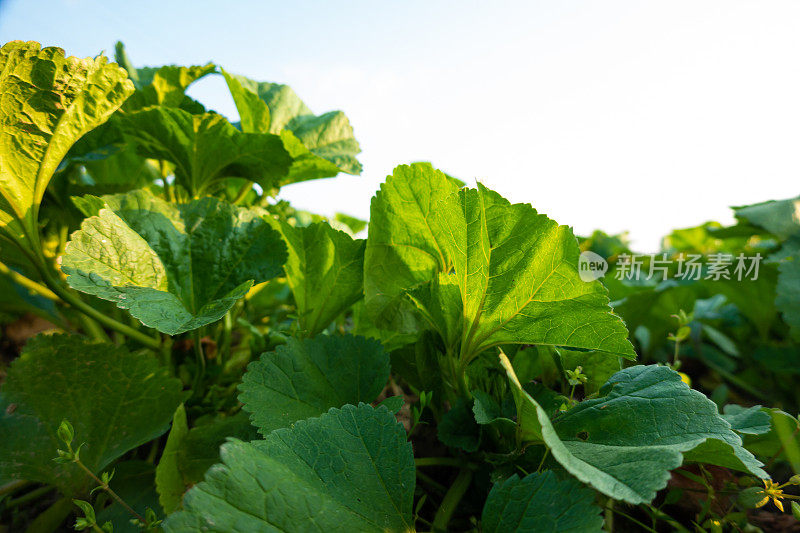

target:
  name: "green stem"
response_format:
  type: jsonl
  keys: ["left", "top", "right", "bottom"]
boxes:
{"left": 232, "top": 180, "right": 253, "bottom": 205}
{"left": 0, "top": 260, "right": 58, "bottom": 301}
{"left": 24, "top": 496, "right": 73, "bottom": 533}
{"left": 610, "top": 507, "right": 658, "bottom": 533}
{"left": 34, "top": 259, "right": 160, "bottom": 351}
{"left": 432, "top": 469, "right": 472, "bottom": 531}
{"left": 605, "top": 498, "right": 614, "bottom": 532}
{"left": 415, "top": 470, "right": 447, "bottom": 495}
{"left": 0, "top": 479, "right": 29, "bottom": 497}
{"left": 77, "top": 314, "right": 112, "bottom": 344}
{"left": 6, "top": 485, "right": 55, "bottom": 507}
{"left": 219, "top": 310, "right": 233, "bottom": 365}
{"left": 74, "top": 460, "right": 146, "bottom": 524}
{"left": 192, "top": 329, "right": 206, "bottom": 395}
{"left": 415, "top": 457, "right": 470, "bottom": 469}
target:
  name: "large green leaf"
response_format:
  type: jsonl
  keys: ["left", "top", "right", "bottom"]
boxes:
{"left": 734, "top": 197, "right": 800, "bottom": 240}
{"left": 280, "top": 221, "right": 365, "bottom": 336}
{"left": 222, "top": 70, "right": 362, "bottom": 185}
{"left": 0, "top": 334, "right": 183, "bottom": 495}
{"left": 365, "top": 163, "right": 634, "bottom": 360}
{"left": 774, "top": 240, "right": 800, "bottom": 339}
{"left": 499, "top": 354, "right": 766, "bottom": 504}
{"left": 0, "top": 41, "right": 133, "bottom": 245}
{"left": 239, "top": 334, "right": 389, "bottom": 435}
{"left": 163, "top": 404, "right": 415, "bottom": 532}
{"left": 114, "top": 41, "right": 213, "bottom": 112}
{"left": 482, "top": 471, "right": 603, "bottom": 533}
{"left": 62, "top": 190, "right": 287, "bottom": 334}
{"left": 120, "top": 107, "right": 292, "bottom": 196}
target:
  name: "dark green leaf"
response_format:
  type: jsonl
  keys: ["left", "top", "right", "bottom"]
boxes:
{"left": 239, "top": 334, "right": 390, "bottom": 435}
{"left": 163, "top": 404, "right": 414, "bottom": 532}
{"left": 482, "top": 471, "right": 603, "bottom": 533}
{"left": 62, "top": 191, "right": 287, "bottom": 334}
{"left": 0, "top": 334, "right": 183, "bottom": 495}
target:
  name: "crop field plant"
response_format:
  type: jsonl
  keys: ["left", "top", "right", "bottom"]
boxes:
{"left": 1, "top": 40, "right": 800, "bottom": 533}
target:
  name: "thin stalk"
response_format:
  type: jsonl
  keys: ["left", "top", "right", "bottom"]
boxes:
{"left": 535, "top": 448, "right": 550, "bottom": 472}
{"left": 610, "top": 507, "right": 658, "bottom": 533}
{"left": 415, "top": 470, "right": 447, "bottom": 495}
{"left": 0, "top": 479, "right": 29, "bottom": 497}
{"left": 605, "top": 499, "right": 614, "bottom": 532}
{"left": 73, "top": 460, "right": 146, "bottom": 524}
{"left": 77, "top": 314, "right": 112, "bottom": 344}
{"left": 232, "top": 181, "right": 253, "bottom": 205}
{"left": 415, "top": 457, "right": 470, "bottom": 469}
{"left": 192, "top": 329, "right": 206, "bottom": 395}
{"left": 0, "top": 261, "right": 58, "bottom": 301}
{"left": 24, "top": 496, "right": 73, "bottom": 533}
{"left": 219, "top": 310, "right": 233, "bottom": 366}
{"left": 6, "top": 485, "right": 55, "bottom": 507}
{"left": 432, "top": 469, "right": 472, "bottom": 531}
{"left": 34, "top": 259, "right": 160, "bottom": 351}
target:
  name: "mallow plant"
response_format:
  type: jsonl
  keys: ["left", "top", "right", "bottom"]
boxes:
{"left": 0, "top": 40, "right": 799, "bottom": 532}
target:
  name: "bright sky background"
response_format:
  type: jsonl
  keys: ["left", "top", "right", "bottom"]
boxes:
{"left": 2, "top": 1, "right": 799, "bottom": 250}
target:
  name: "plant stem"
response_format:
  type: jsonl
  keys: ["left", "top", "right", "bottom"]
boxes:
{"left": 77, "top": 314, "right": 112, "bottom": 344}
{"left": 415, "top": 457, "right": 470, "bottom": 469}
{"left": 73, "top": 460, "right": 146, "bottom": 524}
{"left": 432, "top": 468, "right": 472, "bottom": 532}
{"left": 535, "top": 448, "right": 550, "bottom": 472}
{"left": 605, "top": 498, "right": 614, "bottom": 532}
{"left": 219, "top": 310, "right": 233, "bottom": 365}
{"left": 415, "top": 470, "right": 447, "bottom": 495}
{"left": 0, "top": 479, "right": 29, "bottom": 497}
{"left": 0, "top": 260, "right": 58, "bottom": 301}
{"left": 6, "top": 485, "right": 55, "bottom": 507}
{"left": 610, "top": 506, "right": 658, "bottom": 533}
{"left": 192, "top": 328, "right": 206, "bottom": 395}
{"left": 34, "top": 259, "right": 160, "bottom": 351}
{"left": 232, "top": 180, "right": 253, "bottom": 205}
{"left": 24, "top": 496, "right": 73, "bottom": 533}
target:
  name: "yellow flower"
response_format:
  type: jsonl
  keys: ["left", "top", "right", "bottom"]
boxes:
{"left": 755, "top": 479, "right": 785, "bottom": 512}
{"left": 678, "top": 372, "right": 691, "bottom": 387}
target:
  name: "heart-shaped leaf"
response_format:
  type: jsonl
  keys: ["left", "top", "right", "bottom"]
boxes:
{"left": 163, "top": 404, "right": 415, "bottom": 532}
{"left": 0, "top": 41, "right": 133, "bottom": 245}
{"left": 62, "top": 190, "right": 287, "bottom": 334}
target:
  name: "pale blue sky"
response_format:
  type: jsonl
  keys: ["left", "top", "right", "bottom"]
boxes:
{"left": 2, "top": 1, "right": 799, "bottom": 250}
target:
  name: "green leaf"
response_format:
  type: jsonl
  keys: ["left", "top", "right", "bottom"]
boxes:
{"left": 438, "top": 398, "right": 480, "bottom": 452}
{"left": 175, "top": 412, "right": 260, "bottom": 485}
{"left": 0, "top": 334, "right": 183, "bottom": 495}
{"left": 377, "top": 396, "right": 405, "bottom": 414}
{"left": 742, "top": 408, "right": 800, "bottom": 459}
{"left": 0, "top": 41, "right": 133, "bottom": 245}
{"left": 239, "top": 334, "right": 389, "bottom": 435}
{"left": 115, "top": 41, "right": 214, "bottom": 111}
{"left": 163, "top": 404, "right": 415, "bottom": 533}
{"left": 280, "top": 221, "right": 365, "bottom": 336}
{"left": 120, "top": 107, "right": 292, "bottom": 195}
{"left": 734, "top": 197, "right": 800, "bottom": 240}
{"left": 222, "top": 70, "right": 362, "bottom": 185}
{"left": 499, "top": 353, "right": 765, "bottom": 504}
{"left": 482, "top": 471, "right": 603, "bottom": 533}
{"left": 774, "top": 240, "right": 800, "bottom": 339}
{"left": 62, "top": 190, "right": 287, "bottom": 334}
{"left": 155, "top": 404, "right": 189, "bottom": 514}
{"left": 722, "top": 405, "right": 771, "bottom": 435}
{"left": 364, "top": 163, "right": 634, "bottom": 360}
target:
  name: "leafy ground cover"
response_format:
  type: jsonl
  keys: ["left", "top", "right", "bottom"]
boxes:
{"left": 1, "top": 40, "right": 799, "bottom": 532}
